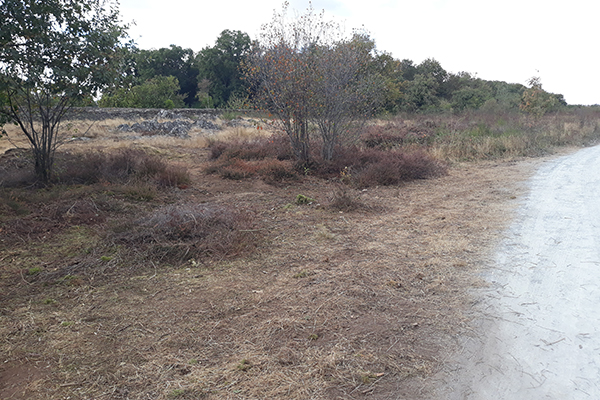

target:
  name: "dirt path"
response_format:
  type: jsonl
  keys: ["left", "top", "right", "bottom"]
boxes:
{"left": 437, "top": 145, "right": 600, "bottom": 399}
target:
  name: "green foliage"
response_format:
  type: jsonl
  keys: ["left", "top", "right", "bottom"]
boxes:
{"left": 99, "top": 76, "right": 185, "bottom": 109}
{"left": 133, "top": 45, "right": 199, "bottom": 107}
{"left": 520, "top": 77, "right": 561, "bottom": 117}
{"left": 451, "top": 86, "right": 491, "bottom": 111}
{"left": 0, "top": 0, "right": 129, "bottom": 181}
{"left": 296, "top": 194, "right": 316, "bottom": 205}
{"left": 196, "top": 29, "right": 252, "bottom": 108}
{"left": 405, "top": 74, "right": 440, "bottom": 111}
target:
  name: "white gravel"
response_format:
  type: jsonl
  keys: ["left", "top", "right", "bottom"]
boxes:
{"left": 439, "top": 145, "right": 600, "bottom": 399}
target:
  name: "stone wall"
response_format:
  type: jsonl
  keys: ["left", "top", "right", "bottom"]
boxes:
{"left": 66, "top": 107, "right": 226, "bottom": 121}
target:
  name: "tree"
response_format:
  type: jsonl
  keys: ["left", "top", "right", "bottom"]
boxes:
{"left": 196, "top": 30, "right": 251, "bottom": 108}
{"left": 0, "top": 0, "right": 129, "bottom": 182}
{"left": 399, "top": 59, "right": 418, "bottom": 81}
{"left": 311, "top": 34, "right": 384, "bottom": 160}
{"left": 244, "top": 2, "right": 383, "bottom": 163}
{"left": 520, "top": 77, "right": 558, "bottom": 117}
{"left": 404, "top": 74, "right": 440, "bottom": 111}
{"left": 99, "top": 76, "right": 185, "bottom": 108}
{"left": 134, "top": 45, "right": 198, "bottom": 107}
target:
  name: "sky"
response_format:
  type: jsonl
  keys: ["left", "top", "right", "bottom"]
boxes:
{"left": 119, "top": 0, "right": 600, "bottom": 105}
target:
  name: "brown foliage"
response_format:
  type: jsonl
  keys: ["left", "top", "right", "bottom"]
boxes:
{"left": 111, "top": 203, "right": 258, "bottom": 262}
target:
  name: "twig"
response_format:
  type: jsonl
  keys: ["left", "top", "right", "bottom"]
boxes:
{"left": 541, "top": 337, "right": 565, "bottom": 346}
{"left": 20, "top": 269, "right": 33, "bottom": 286}
{"left": 147, "top": 261, "right": 157, "bottom": 280}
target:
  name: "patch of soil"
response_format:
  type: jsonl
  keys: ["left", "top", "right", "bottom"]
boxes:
{"left": 0, "top": 360, "right": 52, "bottom": 399}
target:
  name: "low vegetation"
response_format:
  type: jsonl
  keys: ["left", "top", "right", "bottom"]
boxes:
{"left": 2, "top": 108, "right": 600, "bottom": 399}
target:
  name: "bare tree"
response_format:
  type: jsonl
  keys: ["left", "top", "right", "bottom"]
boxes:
{"left": 244, "top": 2, "right": 383, "bottom": 164}
{"left": 311, "top": 34, "right": 383, "bottom": 160}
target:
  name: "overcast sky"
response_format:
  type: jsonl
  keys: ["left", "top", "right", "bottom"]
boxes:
{"left": 119, "top": 0, "right": 599, "bottom": 105}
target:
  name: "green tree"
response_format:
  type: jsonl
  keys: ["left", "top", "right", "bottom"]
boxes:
{"left": 417, "top": 58, "right": 448, "bottom": 94}
{"left": 451, "top": 86, "right": 490, "bottom": 111}
{"left": 520, "top": 77, "right": 558, "bottom": 117}
{"left": 404, "top": 74, "right": 440, "bottom": 111}
{"left": 369, "top": 52, "right": 404, "bottom": 113}
{"left": 0, "top": 0, "right": 129, "bottom": 182}
{"left": 399, "top": 59, "right": 418, "bottom": 81}
{"left": 99, "top": 76, "right": 185, "bottom": 108}
{"left": 196, "top": 30, "right": 251, "bottom": 107}
{"left": 134, "top": 45, "right": 198, "bottom": 107}
{"left": 489, "top": 80, "right": 526, "bottom": 110}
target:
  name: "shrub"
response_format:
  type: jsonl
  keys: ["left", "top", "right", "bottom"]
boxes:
{"left": 211, "top": 159, "right": 259, "bottom": 180}
{"left": 257, "top": 159, "right": 297, "bottom": 183}
{"left": 55, "top": 149, "right": 190, "bottom": 187}
{"left": 208, "top": 134, "right": 293, "bottom": 161}
{"left": 112, "top": 203, "right": 258, "bottom": 262}
{"left": 354, "top": 150, "right": 446, "bottom": 187}
{"left": 328, "top": 186, "right": 366, "bottom": 212}
{"left": 155, "top": 165, "right": 191, "bottom": 188}
{"left": 361, "top": 121, "right": 437, "bottom": 149}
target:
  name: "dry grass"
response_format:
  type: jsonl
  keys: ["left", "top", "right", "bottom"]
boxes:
{"left": 0, "top": 110, "right": 596, "bottom": 399}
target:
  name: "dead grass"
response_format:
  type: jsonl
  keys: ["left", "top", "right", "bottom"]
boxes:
{"left": 0, "top": 111, "right": 591, "bottom": 399}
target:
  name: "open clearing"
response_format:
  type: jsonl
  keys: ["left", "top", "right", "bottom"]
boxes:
{"left": 0, "top": 115, "right": 569, "bottom": 399}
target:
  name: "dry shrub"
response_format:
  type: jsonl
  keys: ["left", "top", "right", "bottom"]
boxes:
{"left": 56, "top": 149, "right": 189, "bottom": 187}
{"left": 362, "top": 120, "right": 437, "bottom": 149}
{"left": 206, "top": 135, "right": 297, "bottom": 183}
{"left": 206, "top": 158, "right": 259, "bottom": 180}
{"left": 308, "top": 146, "right": 446, "bottom": 187}
{"left": 205, "top": 130, "right": 445, "bottom": 187}
{"left": 112, "top": 203, "right": 258, "bottom": 262}
{"left": 208, "top": 134, "right": 293, "bottom": 161}
{"left": 328, "top": 186, "right": 368, "bottom": 212}
{"left": 257, "top": 159, "right": 297, "bottom": 184}
{"left": 354, "top": 150, "right": 446, "bottom": 187}
{"left": 0, "top": 148, "right": 37, "bottom": 187}
{"left": 155, "top": 164, "right": 191, "bottom": 188}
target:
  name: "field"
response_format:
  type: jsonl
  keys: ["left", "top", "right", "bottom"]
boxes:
{"left": 1, "top": 109, "right": 599, "bottom": 399}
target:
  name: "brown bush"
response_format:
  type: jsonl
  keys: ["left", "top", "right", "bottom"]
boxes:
{"left": 328, "top": 186, "right": 367, "bottom": 212}
{"left": 257, "top": 159, "right": 297, "bottom": 184}
{"left": 55, "top": 149, "right": 190, "bottom": 187}
{"left": 361, "top": 121, "right": 437, "bottom": 149}
{"left": 354, "top": 150, "right": 446, "bottom": 187}
{"left": 208, "top": 134, "right": 293, "bottom": 161}
{"left": 155, "top": 165, "right": 191, "bottom": 188}
{"left": 112, "top": 203, "right": 258, "bottom": 262}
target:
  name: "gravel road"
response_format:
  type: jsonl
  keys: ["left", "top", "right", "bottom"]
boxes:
{"left": 439, "top": 145, "right": 600, "bottom": 399}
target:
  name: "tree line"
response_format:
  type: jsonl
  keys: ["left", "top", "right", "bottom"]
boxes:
{"left": 98, "top": 33, "right": 566, "bottom": 115}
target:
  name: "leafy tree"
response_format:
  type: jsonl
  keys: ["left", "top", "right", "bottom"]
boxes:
{"left": 489, "top": 80, "right": 526, "bottom": 110}
{"left": 99, "top": 76, "right": 185, "bottom": 108}
{"left": 244, "top": 3, "right": 383, "bottom": 162}
{"left": 196, "top": 30, "right": 251, "bottom": 108}
{"left": 445, "top": 72, "right": 492, "bottom": 111}
{"left": 404, "top": 74, "right": 440, "bottom": 111}
{"left": 369, "top": 52, "right": 404, "bottom": 113}
{"left": 520, "top": 77, "right": 558, "bottom": 117}
{"left": 399, "top": 59, "right": 418, "bottom": 81}
{"left": 417, "top": 58, "right": 448, "bottom": 94}
{"left": 0, "top": 0, "right": 129, "bottom": 182}
{"left": 134, "top": 45, "right": 198, "bottom": 107}
{"left": 451, "top": 86, "right": 490, "bottom": 111}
